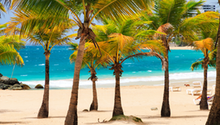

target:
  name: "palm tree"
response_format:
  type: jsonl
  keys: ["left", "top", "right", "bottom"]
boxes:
{"left": 142, "top": 0, "right": 219, "bottom": 117}
{"left": 29, "top": 27, "right": 71, "bottom": 118}
{"left": 69, "top": 42, "right": 109, "bottom": 111}
{"left": 191, "top": 38, "right": 215, "bottom": 110}
{"left": 11, "top": 0, "right": 154, "bottom": 124}
{"left": 0, "top": 35, "right": 24, "bottom": 65}
{"left": 205, "top": 1, "right": 220, "bottom": 124}
{"left": 4, "top": 10, "right": 73, "bottom": 118}
{"left": 94, "top": 18, "right": 165, "bottom": 117}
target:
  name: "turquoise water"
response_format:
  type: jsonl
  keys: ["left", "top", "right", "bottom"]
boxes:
{"left": 0, "top": 46, "right": 216, "bottom": 88}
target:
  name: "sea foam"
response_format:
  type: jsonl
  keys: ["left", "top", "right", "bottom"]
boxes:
{"left": 22, "top": 71, "right": 216, "bottom": 88}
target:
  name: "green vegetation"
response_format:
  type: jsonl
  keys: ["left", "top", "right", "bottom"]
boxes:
{"left": 0, "top": 35, "right": 25, "bottom": 65}
{"left": 110, "top": 115, "right": 143, "bottom": 123}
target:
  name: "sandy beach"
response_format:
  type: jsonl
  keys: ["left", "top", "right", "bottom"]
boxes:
{"left": 0, "top": 82, "right": 215, "bottom": 125}
{"left": 170, "top": 46, "right": 194, "bottom": 50}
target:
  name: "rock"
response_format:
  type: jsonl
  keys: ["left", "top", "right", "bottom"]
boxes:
{"left": 21, "top": 84, "right": 31, "bottom": 90}
{"left": 0, "top": 77, "right": 19, "bottom": 85}
{"left": 35, "top": 84, "right": 44, "bottom": 89}
{"left": 8, "top": 84, "right": 22, "bottom": 90}
{"left": 3, "top": 84, "right": 10, "bottom": 90}
{"left": 8, "top": 78, "right": 19, "bottom": 85}
{"left": 0, "top": 75, "right": 30, "bottom": 90}
{"left": 0, "top": 83, "right": 5, "bottom": 89}
{"left": 83, "top": 109, "right": 89, "bottom": 112}
{"left": 0, "top": 76, "right": 9, "bottom": 81}
{"left": 0, "top": 83, "right": 10, "bottom": 90}
{"left": 151, "top": 107, "right": 158, "bottom": 110}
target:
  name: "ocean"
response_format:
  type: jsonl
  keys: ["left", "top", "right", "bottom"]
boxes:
{"left": 0, "top": 46, "right": 216, "bottom": 88}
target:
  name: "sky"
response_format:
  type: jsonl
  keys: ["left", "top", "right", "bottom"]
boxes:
{"left": 0, "top": 10, "right": 13, "bottom": 24}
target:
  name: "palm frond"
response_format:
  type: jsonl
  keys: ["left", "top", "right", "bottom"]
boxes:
{"left": 0, "top": 2, "right": 6, "bottom": 12}
{"left": 191, "top": 60, "right": 202, "bottom": 71}
{"left": 194, "top": 38, "right": 214, "bottom": 55}
{"left": 68, "top": 42, "right": 78, "bottom": 51}
{"left": 93, "top": 0, "right": 154, "bottom": 23}
{"left": 120, "top": 51, "right": 165, "bottom": 69}
{"left": 182, "top": 0, "right": 204, "bottom": 17}
{"left": 140, "top": 40, "right": 166, "bottom": 55}
{"left": 0, "top": 44, "right": 24, "bottom": 65}
{"left": 208, "top": 49, "right": 217, "bottom": 68}
{"left": 156, "top": 0, "right": 185, "bottom": 27}
{"left": 135, "top": 30, "right": 166, "bottom": 39}
{"left": 0, "top": 35, "right": 25, "bottom": 50}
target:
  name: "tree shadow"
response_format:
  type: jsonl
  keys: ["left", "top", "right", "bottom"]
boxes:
{"left": 0, "top": 110, "right": 20, "bottom": 113}
{"left": 24, "top": 115, "right": 84, "bottom": 119}
{"left": 0, "top": 121, "right": 27, "bottom": 124}
{"left": 142, "top": 115, "right": 207, "bottom": 119}
{"left": 82, "top": 110, "right": 111, "bottom": 113}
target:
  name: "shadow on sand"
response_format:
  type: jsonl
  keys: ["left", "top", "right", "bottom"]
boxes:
{"left": 0, "top": 109, "right": 20, "bottom": 113}
{"left": 0, "top": 121, "right": 27, "bottom": 124}
{"left": 142, "top": 115, "right": 207, "bottom": 119}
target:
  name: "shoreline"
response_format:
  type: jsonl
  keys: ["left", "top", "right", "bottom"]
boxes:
{"left": 21, "top": 70, "right": 216, "bottom": 89}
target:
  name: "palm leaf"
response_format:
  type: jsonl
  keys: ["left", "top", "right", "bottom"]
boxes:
{"left": 194, "top": 38, "right": 214, "bottom": 56}
{"left": 0, "top": 44, "right": 24, "bottom": 65}
{"left": 191, "top": 60, "right": 202, "bottom": 71}
{"left": 182, "top": 0, "right": 204, "bottom": 17}
{"left": 0, "top": 2, "right": 6, "bottom": 12}
{"left": 156, "top": 0, "right": 185, "bottom": 27}
{"left": 0, "top": 35, "right": 25, "bottom": 50}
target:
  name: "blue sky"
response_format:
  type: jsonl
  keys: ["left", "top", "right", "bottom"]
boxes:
{"left": 0, "top": 10, "right": 13, "bottom": 24}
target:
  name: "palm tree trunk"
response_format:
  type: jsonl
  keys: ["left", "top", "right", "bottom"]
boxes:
{"left": 90, "top": 79, "right": 98, "bottom": 111}
{"left": 65, "top": 36, "right": 86, "bottom": 125}
{"left": 38, "top": 52, "right": 50, "bottom": 118}
{"left": 161, "top": 39, "right": 171, "bottom": 117}
{"left": 200, "top": 59, "right": 208, "bottom": 110}
{"left": 206, "top": 16, "right": 220, "bottom": 125}
{"left": 112, "top": 64, "right": 124, "bottom": 117}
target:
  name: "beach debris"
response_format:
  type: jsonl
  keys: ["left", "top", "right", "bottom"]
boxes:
{"left": 184, "top": 84, "right": 190, "bottom": 87}
{"left": 83, "top": 109, "right": 89, "bottom": 112}
{"left": 98, "top": 118, "right": 108, "bottom": 123}
{"left": 35, "top": 84, "right": 44, "bottom": 89}
{"left": 151, "top": 107, "right": 158, "bottom": 110}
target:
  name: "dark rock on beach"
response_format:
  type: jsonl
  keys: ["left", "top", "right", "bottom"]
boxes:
{"left": 0, "top": 73, "right": 31, "bottom": 90}
{"left": 35, "top": 84, "right": 44, "bottom": 89}
{"left": 0, "top": 83, "right": 10, "bottom": 90}
{"left": 8, "top": 84, "right": 22, "bottom": 90}
{"left": 21, "top": 84, "right": 31, "bottom": 90}
{"left": 0, "top": 76, "right": 19, "bottom": 85}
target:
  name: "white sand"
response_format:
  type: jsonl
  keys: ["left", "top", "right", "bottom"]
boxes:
{"left": 0, "top": 84, "right": 214, "bottom": 125}
{"left": 170, "top": 46, "right": 194, "bottom": 50}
